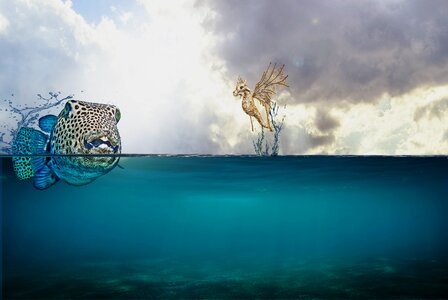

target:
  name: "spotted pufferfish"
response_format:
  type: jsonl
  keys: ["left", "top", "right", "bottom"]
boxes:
{"left": 12, "top": 100, "right": 121, "bottom": 189}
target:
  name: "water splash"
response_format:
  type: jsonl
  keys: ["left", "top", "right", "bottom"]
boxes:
{"left": 0, "top": 92, "right": 73, "bottom": 154}
{"left": 252, "top": 102, "right": 286, "bottom": 156}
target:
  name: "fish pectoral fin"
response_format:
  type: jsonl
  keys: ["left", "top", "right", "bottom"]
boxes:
{"left": 33, "top": 165, "right": 58, "bottom": 190}
{"left": 31, "top": 156, "right": 47, "bottom": 173}
{"left": 38, "top": 115, "right": 58, "bottom": 133}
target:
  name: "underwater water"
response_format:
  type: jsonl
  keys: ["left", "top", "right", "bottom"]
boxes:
{"left": 1, "top": 155, "right": 448, "bottom": 299}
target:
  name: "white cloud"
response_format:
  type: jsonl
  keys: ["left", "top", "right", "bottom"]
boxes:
{"left": 119, "top": 12, "right": 132, "bottom": 24}
{"left": 0, "top": 12, "right": 9, "bottom": 34}
{"left": 324, "top": 85, "right": 448, "bottom": 155}
{"left": 0, "top": 0, "right": 252, "bottom": 154}
{"left": 273, "top": 85, "right": 448, "bottom": 155}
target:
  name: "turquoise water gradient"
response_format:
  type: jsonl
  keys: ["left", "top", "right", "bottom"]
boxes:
{"left": 2, "top": 156, "right": 448, "bottom": 298}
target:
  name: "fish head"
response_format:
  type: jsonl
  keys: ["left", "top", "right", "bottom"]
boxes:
{"left": 51, "top": 100, "right": 122, "bottom": 169}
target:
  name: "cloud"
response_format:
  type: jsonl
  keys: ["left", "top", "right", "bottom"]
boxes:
{"left": 0, "top": 12, "right": 8, "bottom": 34}
{"left": 275, "top": 107, "right": 340, "bottom": 154}
{"left": 314, "top": 108, "right": 340, "bottom": 133}
{"left": 202, "top": 0, "right": 448, "bottom": 105}
{"left": 0, "top": 0, "right": 255, "bottom": 154}
{"left": 0, "top": 0, "right": 96, "bottom": 99}
{"left": 280, "top": 125, "right": 335, "bottom": 154}
{"left": 413, "top": 98, "right": 448, "bottom": 122}
{"left": 443, "top": 130, "right": 448, "bottom": 142}
{"left": 1, "top": 0, "right": 447, "bottom": 155}
{"left": 334, "top": 86, "right": 448, "bottom": 155}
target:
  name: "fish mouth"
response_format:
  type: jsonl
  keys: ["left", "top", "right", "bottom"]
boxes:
{"left": 83, "top": 132, "right": 120, "bottom": 154}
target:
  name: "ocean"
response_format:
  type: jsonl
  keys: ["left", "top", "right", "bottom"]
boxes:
{"left": 1, "top": 155, "right": 448, "bottom": 299}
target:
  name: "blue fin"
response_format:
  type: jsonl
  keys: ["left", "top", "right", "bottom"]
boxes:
{"left": 33, "top": 165, "right": 58, "bottom": 190}
{"left": 31, "top": 156, "right": 47, "bottom": 172}
{"left": 38, "top": 115, "right": 58, "bottom": 133}
{"left": 12, "top": 127, "right": 49, "bottom": 180}
{"left": 12, "top": 127, "right": 48, "bottom": 154}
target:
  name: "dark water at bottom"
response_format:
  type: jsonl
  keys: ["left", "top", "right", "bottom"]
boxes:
{"left": 1, "top": 156, "right": 448, "bottom": 299}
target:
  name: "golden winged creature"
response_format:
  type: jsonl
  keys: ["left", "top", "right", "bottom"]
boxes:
{"left": 233, "top": 63, "right": 288, "bottom": 132}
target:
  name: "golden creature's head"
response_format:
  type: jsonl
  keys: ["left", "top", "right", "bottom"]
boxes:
{"left": 233, "top": 76, "right": 250, "bottom": 97}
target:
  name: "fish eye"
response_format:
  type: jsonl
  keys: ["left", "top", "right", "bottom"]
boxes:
{"left": 239, "top": 86, "right": 243, "bottom": 89}
{"left": 115, "top": 109, "right": 121, "bottom": 122}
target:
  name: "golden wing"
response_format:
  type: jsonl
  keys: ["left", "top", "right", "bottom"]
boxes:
{"left": 252, "top": 63, "right": 289, "bottom": 110}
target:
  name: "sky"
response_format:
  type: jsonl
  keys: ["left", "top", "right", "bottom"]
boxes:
{"left": 0, "top": 0, "right": 447, "bottom": 155}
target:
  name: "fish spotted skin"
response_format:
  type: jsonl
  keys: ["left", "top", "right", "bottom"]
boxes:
{"left": 12, "top": 100, "right": 122, "bottom": 189}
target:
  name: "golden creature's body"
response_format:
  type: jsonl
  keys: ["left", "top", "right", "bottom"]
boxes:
{"left": 233, "top": 63, "right": 288, "bottom": 132}
{"left": 240, "top": 88, "right": 271, "bottom": 131}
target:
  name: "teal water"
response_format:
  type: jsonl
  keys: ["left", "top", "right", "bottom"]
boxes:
{"left": 1, "top": 156, "right": 448, "bottom": 299}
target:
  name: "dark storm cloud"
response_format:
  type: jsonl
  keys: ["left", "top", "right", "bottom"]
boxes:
{"left": 309, "top": 133, "right": 335, "bottom": 148}
{"left": 280, "top": 125, "right": 335, "bottom": 154}
{"left": 314, "top": 108, "right": 340, "bottom": 133}
{"left": 201, "top": 0, "right": 448, "bottom": 104}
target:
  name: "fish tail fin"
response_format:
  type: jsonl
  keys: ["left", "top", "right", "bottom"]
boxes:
{"left": 12, "top": 127, "right": 49, "bottom": 180}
